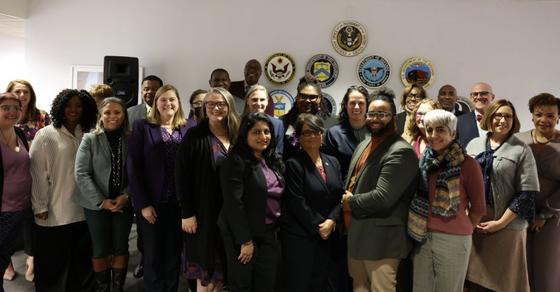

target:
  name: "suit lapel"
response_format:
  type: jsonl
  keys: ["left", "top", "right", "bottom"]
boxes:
{"left": 99, "top": 132, "right": 111, "bottom": 157}
{"left": 345, "top": 137, "right": 371, "bottom": 188}
{"left": 352, "top": 134, "right": 399, "bottom": 190}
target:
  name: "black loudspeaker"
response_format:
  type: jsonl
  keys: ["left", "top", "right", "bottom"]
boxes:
{"left": 103, "top": 56, "right": 139, "bottom": 108}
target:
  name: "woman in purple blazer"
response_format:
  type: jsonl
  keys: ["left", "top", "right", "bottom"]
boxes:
{"left": 127, "top": 84, "right": 193, "bottom": 292}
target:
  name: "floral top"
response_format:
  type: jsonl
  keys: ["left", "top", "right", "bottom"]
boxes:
{"left": 16, "top": 110, "right": 51, "bottom": 144}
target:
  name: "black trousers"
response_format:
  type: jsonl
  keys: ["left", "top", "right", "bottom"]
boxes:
{"left": 34, "top": 221, "right": 94, "bottom": 292}
{"left": 140, "top": 202, "right": 182, "bottom": 292}
{"left": 0, "top": 211, "right": 24, "bottom": 292}
{"left": 222, "top": 225, "right": 279, "bottom": 292}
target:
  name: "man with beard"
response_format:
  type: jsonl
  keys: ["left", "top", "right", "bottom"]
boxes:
{"left": 127, "top": 75, "right": 163, "bottom": 126}
{"left": 126, "top": 75, "right": 163, "bottom": 278}
{"left": 456, "top": 82, "right": 495, "bottom": 146}
{"left": 341, "top": 89, "right": 419, "bottom": 292}
{"left": 437, "top": 84, "right": 470, "bottom": 116}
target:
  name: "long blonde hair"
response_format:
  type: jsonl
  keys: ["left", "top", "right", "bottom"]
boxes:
{"left": 203, "top": 87, "right": 240, "bottom": 143}
{"left": 146, "top": 84, "right": 187, "bottom": 127}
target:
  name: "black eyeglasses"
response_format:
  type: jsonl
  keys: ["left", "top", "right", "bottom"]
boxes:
{"left": 297, "top": 94, "right": 320, "bottom": 102}
{"left": 205, "top": 102, "right": 228, "bottom": 109}
{"left": 470, "top": 91, "right": 490, "bottom": 97}
{"left": 366, "top": 111, "right": 392, "bottom": 119}
{"left": 301, "top": 129, "right": 322, "bottom": 137}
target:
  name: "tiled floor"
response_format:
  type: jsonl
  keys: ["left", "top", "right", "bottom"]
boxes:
{"left": 3, "top": 224, "right": 191, "bottom": 292}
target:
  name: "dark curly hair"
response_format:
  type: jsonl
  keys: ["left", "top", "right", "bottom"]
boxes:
{"left": 281, "top": 75, "right": 330, "bottom": 129}
{"left": 231, "top": 112, "right": 284, "bottom": 173}
{"left": 50, "top": 89, "right": 98, "bottom": 132}
{"left": 338, "top": 85, "right": 370, "bottom": 122}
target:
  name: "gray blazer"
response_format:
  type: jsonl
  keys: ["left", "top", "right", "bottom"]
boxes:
{"left": 74, "top": 132, "right": 128, "bottom": 210}
{"left": 127, "top": 103, "right": 148, "bottom": 127}
{"left": 346, "top": 134, "right": 419, "bottom": 261}
{"left": 466, "top": 134, "right": 539, "bottom": 230}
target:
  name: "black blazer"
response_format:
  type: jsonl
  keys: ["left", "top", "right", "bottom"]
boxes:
{"left": 457, "top": 112, "right": 479, "bottom": 147}
{"left": 281, "top": 150, "right": 344, "bottom": 238}
{"left": 218, "top": 153, "right": 284, "bottom": 244}
{"left": 0, "top": 127, "right": 29, "bottom": 211}
{"left": 396, "top": 112, "right": 407, "bottom": 135}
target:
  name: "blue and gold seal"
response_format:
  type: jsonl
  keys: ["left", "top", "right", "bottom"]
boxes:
{"left": 305, "top": 54, "right": 339, "bottom": 88}
{"left": 270, "top": 89, "right": 294, "bottom": 117}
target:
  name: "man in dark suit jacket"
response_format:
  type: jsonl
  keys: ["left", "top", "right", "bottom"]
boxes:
{"left": 127, "top": 75, "right": 163, "bottom": 126}
{"left": 342, "top": 95, "right": 419, "bottom": 292}
{"left": 456, "top": 82, "right": 495, "bottom": 146}
{"left": 229, "top": 59, "right": 276, "bottom": 116}
{"left": 438, "top": 84, "right": 470, "bottom": 116}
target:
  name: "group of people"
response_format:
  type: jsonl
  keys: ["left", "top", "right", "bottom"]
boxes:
{"left": 0, "top": 58, "right": 558, "bottom": 292}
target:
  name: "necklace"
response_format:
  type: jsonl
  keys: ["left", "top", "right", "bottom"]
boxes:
{"left": 532, "top": 130, "right": 551, "bottom": 145}
{"left": 0, "top": 128, "right": 19, "bottom": 151}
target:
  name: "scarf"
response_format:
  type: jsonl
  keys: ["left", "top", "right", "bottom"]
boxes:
{"left": 419, "top": 140, "right": 465, "bottom": 217}
{"left": 474, "top": 138, "right": 496, "bottom": 207}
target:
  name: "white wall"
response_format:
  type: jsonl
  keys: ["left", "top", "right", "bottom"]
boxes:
{"left": 16, "top": 0, "right": 560, "bottom": 130}
{"left": 0, "top": 32, "right": 25, "bottom": 87}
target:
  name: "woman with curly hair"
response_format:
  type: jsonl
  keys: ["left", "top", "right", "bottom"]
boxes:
{"left": 3, "top": 79, "right": 50, "bottom": 282}
{"left": 30, "top": 89, "right": 98, "bottom": 292}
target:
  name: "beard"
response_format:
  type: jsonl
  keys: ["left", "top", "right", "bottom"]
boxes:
{"left": 369, "top": 119, "right": 395, "bottom": 137}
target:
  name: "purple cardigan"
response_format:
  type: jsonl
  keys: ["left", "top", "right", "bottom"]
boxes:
{"left": 127, "top": 119, "right": 193, "bottom": 211}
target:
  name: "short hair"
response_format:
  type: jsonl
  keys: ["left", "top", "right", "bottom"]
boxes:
{"left": 0, "top": 92, "right": 22, "bottom": 106}
{"left": 231, "top": 112, "right": 283, "bottom": 172}
{"left": 142, "top": 75, "right": 163, "bottom": 87}
{"left": 210, "top": 68, "right": 230, "bottom": 80}
{"left": 528, "top": 93, "right": 560, "bottom": 113}
{"left": 243, "top": 84, "right": 268, "bottom": 115}
{"left": 189, "top": 89, "right": 208, "bottom": 105}
{"left": 480, "top": 99, "right": 521, "bottom": 135}
{"left": 146, "top": 84, "right": 187, "bottom": 128}
{"left": 369, "top": 86, "right": 397, "bottom": 115}
{"left": 203, "top": 87, "right": 240, "bottom": 143}
{"left": 6, "top": 79, "right": 39, "bottom": 123}
{"left": 50, "top": 89, "right": 98, "bottom": 132}
{"left": 89, "top": 84, "right": 114, "bottom": 99}
{"left": 407, "top": 99, "right": 442, "bottom": 139}
{"left": 94, "top": 97, "right": 130, "bottom": 135}
{"left": 424, "top": 109, "right": 458, "bottom": 133}
{"left": 400, "top": 83, "right": 427, "bottom": 109}
{"left": 338, "top": 85, "right": 370, "bottom": 122}
{"left": 294, "top": 113, "right": 325, "bottom": 138}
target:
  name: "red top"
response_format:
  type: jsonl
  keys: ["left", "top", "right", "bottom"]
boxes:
{"left": 427, "top": 155, "right": 486, "bottom": 235}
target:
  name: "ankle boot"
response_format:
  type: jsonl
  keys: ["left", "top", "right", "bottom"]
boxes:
{"left": 111, "top": 267, "right": 127, "bottom": 292}
{"left": 94, "top": 270, "right": 111, "bottom": 292}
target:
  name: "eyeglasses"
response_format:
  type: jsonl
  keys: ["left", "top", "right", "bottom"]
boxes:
{"left": 493, "top": 113, "right": 513, "bottom": 121}
{"left": 470, "top": 91, "right": 490, "bottom": 97}
{"left": 407, "top": 93, "right": 424, "bottom": 100}
{"left": 366, "top": 111, "right": 392, "bottom": 119}
{"left": 297, "top": 94, "right": 320, "bottom": 102}
{"left": 205, "top": 102, "right": 228, "bottom": 109}
{"left": 301, "top": 129, "right": 322, "bottom": 137}
{"left": 0, "top": 105, "right": 22, "bottom": 112}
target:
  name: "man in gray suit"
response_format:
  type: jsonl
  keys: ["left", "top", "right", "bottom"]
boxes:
{"left": 127, "top": 75, "right": 163, "bottom": 126}
{"left": 126, "top": 74, "right": 162, "bottom": 278}
{"left": 341, "top": 90, "right": 419, "bottom": 292}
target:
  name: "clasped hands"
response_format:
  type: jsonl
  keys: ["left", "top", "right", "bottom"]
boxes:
{"left": 341, "top": 190, "right": 353, "bottom": 212}
{"left": 101, "top": 193, "right": 129, "bottom": 213}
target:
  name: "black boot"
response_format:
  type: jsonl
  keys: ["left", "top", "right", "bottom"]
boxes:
{"left": 112, "top": 267, "right": 127, "bottom": 292}
{"left": 94, "top": 270, "right": 111, "bottom": 292}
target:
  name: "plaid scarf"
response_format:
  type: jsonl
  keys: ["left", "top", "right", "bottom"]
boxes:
{"left": 420, "top": 140, "right": 465, "bottom": 217}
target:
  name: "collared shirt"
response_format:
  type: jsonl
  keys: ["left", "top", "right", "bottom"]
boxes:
{"left": 30, "top": 125, "right": 85, "bottom": 227}
{"left": 475, "top": 110, "right": 487, "bottom": 138}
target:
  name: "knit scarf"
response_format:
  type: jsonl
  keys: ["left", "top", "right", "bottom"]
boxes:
{"left": 419, "top": 140, "right": 465, "bottom": 217}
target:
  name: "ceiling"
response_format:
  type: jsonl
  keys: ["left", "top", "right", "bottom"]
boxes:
{"left": 0, "top": 13, "right": 24, "bottom": 38}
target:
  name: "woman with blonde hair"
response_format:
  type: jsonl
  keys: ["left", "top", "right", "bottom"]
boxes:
{"left": 176, "top": 87, "right": 239, "bottom": 292}
{"left": 127, "top": 84, "right": 193, "bottom": 291}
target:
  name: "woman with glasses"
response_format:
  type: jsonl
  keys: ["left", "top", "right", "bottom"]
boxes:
{"left": 243, "top": 85, "right": 284, "bottom": 154}
{"left": 397, "top": 83, "right": 427, "bottom": 141}
{"left": 4, "top": 80, "right": 50, "bottom": 282}
{"left": 281, "top": 113, "right": 344, "bottom": 292}
{"left": 281, "top": 75, "right": 332, "bottom": 161}
{"left": 405, "top": 99, "right": 442, "bottom": 156}
{"left": 465, "top": 99, "right": 539, "bottom": 292}
{"left": 516, "top": 93, "right": 560, "bottom": 292}
{"left": 0, "top": 93, "right": 31, "bottom": 291}
{"left": 176, "top": 87, "right": 239, "bottom": 292}
{"left": 127, "top": 84, "right": 192, "bottom": 291}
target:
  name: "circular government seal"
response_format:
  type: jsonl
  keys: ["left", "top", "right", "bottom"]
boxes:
{"left": 357, "top": 55, "right": 391, "bottom": 88}
{"left": 305, "top": 54, "right": 339, "bottom": 88}
{"left": 400, "top": 57, "right": 435, "bottom": 88}
{"left": 270, "top": 89, "right": 294, "bottom": 118}
{"left": 322, "top": 92, "right": 338, "bottom": 116}
{"left": 264, "top": 53, "right": 296, "bottom": 84}
{"left": 331, "top": 21, "right": 367, "bottom": 57}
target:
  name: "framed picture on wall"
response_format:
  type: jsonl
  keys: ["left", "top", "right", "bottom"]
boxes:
{"left": 71, "top": 65, "right": 144, "bottom": 103}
